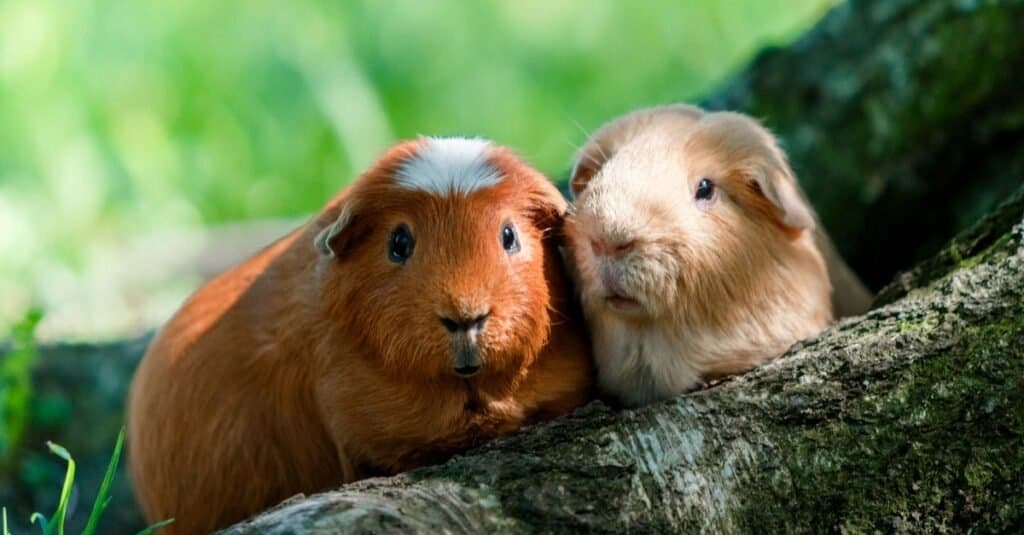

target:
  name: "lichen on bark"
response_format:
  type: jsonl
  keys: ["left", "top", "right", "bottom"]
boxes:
{"left": 738, "top": 281, "right": 1024, "bottom": 532}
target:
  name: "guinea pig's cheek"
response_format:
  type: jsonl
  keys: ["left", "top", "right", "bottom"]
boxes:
{"left": 635, "top": 249, "right": 683, "bottom": 316}
{"left": 571, "top": 230, "right": 602, "bottom": 278}
{"left": 572, "top": 255, "right": 604, "bottom": 305}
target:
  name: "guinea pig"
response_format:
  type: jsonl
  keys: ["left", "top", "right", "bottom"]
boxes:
{"left": 565, "top": 104, "right": 870, "bottom": 408}
{"left": 128, "top": 137, "right": 593, "bottom": 534}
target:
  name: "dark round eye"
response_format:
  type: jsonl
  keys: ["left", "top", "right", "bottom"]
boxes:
{"left": 501, "top": 223, "right": 520, "bottom": 254}
{"left": 695, "top": 178, "right": 715, "bottom": 201}
{"left": 388, "top": 225, "right": 414, "bottom": 264}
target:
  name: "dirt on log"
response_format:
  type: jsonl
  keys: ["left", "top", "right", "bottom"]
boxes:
{"left": 215, "top": 185, "right": 1024, "bottom": 534}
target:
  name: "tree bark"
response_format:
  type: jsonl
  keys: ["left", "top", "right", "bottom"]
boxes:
{"left": 213, "top": 186, "right": 1024, "bottom": 534}
{"left": 5, "top": 0, "right": 1024, "bottom": 533}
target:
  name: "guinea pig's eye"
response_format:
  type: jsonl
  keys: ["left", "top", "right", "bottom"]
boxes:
{"left": 695, "top": 178, "right": 715, "bottom": 202}
{"left": 387, "top": 225, "right": 414, "bottom": 264}
{"left": 501, "top": 223, "right": 520, "bottom": 254}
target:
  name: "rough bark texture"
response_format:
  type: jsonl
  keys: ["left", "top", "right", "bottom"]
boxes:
{"left": 214, "top": 185, "right": 1024, "bottom": 534}
{"left": 3, "top": 0, "right": 1024, "bottom": 533}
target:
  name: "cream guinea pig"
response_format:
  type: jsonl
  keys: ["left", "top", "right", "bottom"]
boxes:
{"left": 128, "top": 137, "right": 593, "bottom": 534}
{"left": 565, "top": 104, "right": 870, "bottom": 407}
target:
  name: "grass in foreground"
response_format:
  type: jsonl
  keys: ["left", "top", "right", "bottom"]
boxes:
{"left": 2, "top": 428, "right": 172, "bottom": 535}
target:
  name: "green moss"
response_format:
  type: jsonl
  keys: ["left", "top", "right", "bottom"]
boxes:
{"left": 948, "top": 242, "right": 964, "bottom": 265}
{"left": 955, "top": 231, "right": 1015, "bottom": 271}
{"left": 897, "top": 315, "right": 940, "bottom": 334}
{"left": 736, "top": 305, "right": 1024, "bottom": 532}
{"left": 876, "top": 189, "right": 1022, "bottom": 307}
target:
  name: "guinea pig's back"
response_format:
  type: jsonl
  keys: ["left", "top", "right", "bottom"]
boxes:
{"left": 813, "top": 228, "right": 873, "bottom": 318}
{"left": 127, "top": 228, "right": 336, "bottom": 533}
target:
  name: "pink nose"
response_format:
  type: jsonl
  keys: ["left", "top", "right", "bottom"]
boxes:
{"left": 590, "top": 238, "right": 635, "bottom": 259}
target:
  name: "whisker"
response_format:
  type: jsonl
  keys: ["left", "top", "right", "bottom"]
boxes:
{"left": 545, "top": 302, "right": 572, "bottom": 326}
{"left": 564, "top": 137, "right": 585, "bottom": 153}
{"left": 577, "top": 151, "right": 604, "bottom": 167}
{"left": 567, "top": 115, "right": 594, "bottom": 142}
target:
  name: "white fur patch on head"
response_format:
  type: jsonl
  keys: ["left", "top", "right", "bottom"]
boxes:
{"left": 395, "top": 137, "right": 503, "bottom": 195}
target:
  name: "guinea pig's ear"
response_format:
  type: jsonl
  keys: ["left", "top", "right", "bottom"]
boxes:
{"left": 569, "top": 141, "right": 608, "bottom": 198}
{"left": 314, "top": 201, "right": 366, "bottom": 258}
{"left": 527, "top": 175, "right": 570, "bottom": 236}
{"left": 749, "top": 161, "right": 816, "bottom": 231}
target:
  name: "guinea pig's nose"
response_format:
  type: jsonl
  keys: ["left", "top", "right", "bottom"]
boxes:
{"left": 439, "top": 312, "right": 489, "bottom": 333}
{"left": 453, "top": 363, "right": 481, "bottom": 377}
{"left": 591, "top": 238, "right": 635, "bottom": 259}
{"left": 452, "top": 342, "right": 483, "bottom": 377}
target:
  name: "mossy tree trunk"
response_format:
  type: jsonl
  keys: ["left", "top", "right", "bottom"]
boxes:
{"left": 215, "top": 186, "right": 1024, "bottom": 534}
{"left": 4, "top": 0, "right": 1024, "bottom": 533}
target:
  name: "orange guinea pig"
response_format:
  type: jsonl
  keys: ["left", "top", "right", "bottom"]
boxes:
{"left": 566, "top": 104, "right": 870, "bottom": 408}
{"left": 127, "top": 137, "right": 593, "bottom": 534}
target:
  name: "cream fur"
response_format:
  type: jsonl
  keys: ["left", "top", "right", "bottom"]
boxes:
{"left": 566, "top": 105, "right": 836, "bottom": 407}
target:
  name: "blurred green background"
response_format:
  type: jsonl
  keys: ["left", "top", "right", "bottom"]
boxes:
{"left": 0, "top": 0, "right": 833, "bottom": 341}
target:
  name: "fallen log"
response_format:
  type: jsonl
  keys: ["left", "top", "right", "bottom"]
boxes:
{"left": 217, "top": 186, "right": 1024, "bottom": 533}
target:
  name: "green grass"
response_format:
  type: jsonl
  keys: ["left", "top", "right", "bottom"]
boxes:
{"left": 4, "top": 428, "right": 172, "bottom": 535}
{"left": 0, "top": 309, "right": 42, "bottom": 466}
{"left": 0, "top": 0, "right": 834, "bottom": 337}
{"left": 0, "top": 312, "right": 170, "bottom": 535}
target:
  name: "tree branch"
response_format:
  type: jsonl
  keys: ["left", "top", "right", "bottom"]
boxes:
{"left": 218, "top": 185, "right": 1024, "bottom": 533}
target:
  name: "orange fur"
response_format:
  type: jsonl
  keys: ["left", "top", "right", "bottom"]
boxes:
{"left": 128, "top": 139, "right": 593, "bottom": 534}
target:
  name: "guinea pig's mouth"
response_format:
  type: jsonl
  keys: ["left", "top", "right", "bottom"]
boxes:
{"left": 596, "top": 267, "right": 643, "bottom": 312}
{"left": 605, "top": 293, "right": 642, "bottom": 312}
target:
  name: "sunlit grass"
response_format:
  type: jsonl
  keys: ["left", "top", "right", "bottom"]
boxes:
{"left": 0, "top": 0, "right": 834, "bottom": 338}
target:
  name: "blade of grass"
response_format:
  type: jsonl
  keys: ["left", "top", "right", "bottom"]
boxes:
{"left": 136, "top": 518, "right": 174, "bottom": 535}
{"left": 44, "top": 441, "right": 76, "bottom": 535}
{"left": 3, "top": 507, "right": 9, "bottom": 535}
{"left": 82, "top": 427, "right": 126, "bottom": 535}
{"left": 29, "top": 512, "right": 49, "bottom": 533}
